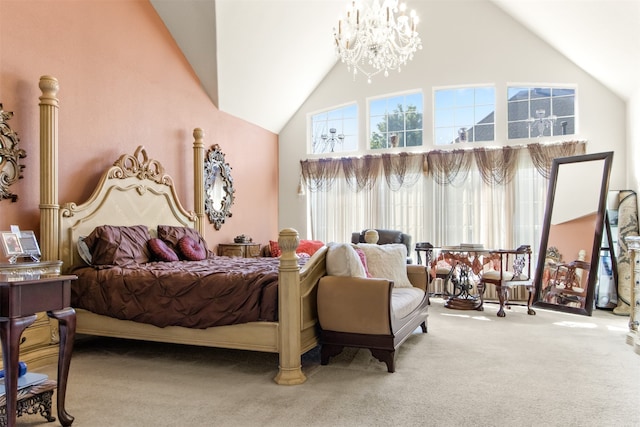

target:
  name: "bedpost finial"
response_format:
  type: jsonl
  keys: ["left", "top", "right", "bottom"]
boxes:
{"left": 39, "top": 76, "right": 60, "bottom": 99}
{"left": 278, "top": 228, "right": 300, "bottom": 260}
{"left": 193, "top": 128, "right": 204, "bottom": 141}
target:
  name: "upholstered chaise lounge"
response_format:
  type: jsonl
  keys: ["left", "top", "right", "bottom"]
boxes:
{"left": 317, "top": 243, "right": 429, "bottom": 372}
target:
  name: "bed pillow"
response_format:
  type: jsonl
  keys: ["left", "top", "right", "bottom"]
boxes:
{"left": 268, "top": 239, "right": 324, "bottom": 257}
{"left": 326, "top": 242, "right": 366, "bottom": 277}
{"left": 83, "top": 225, "right": 152, "bottom": 266}
{"left": 157, "top": 225, "right": 211, "bottom": 259}
{"left": 77, "top": 236, "right": 93, "bottom": 265}
{"left": 148, "top": 237, "right": 180, "bottom": 262}
{"left": 177, "top": 236, "right": 208, "bottom": 261}
{"left": 356, "top": 243, "right": 412, "bottom": 288}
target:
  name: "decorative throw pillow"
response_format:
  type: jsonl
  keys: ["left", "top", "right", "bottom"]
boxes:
{"left": 354, "top": 247, "right": 372, "bottom": 278}
{"left": 83, "top": 225, "right": 151, "bottom": 266}
{"left": 177, "top": 236, "right": 207, "bottom": 261}
{"left": 356, "top": 243, "right": 412, "bottom": 288}
{"left": 157, "top": 225, "right": 211, "bottom": 259}
{"left": 296, "top": 239, "right": 324, "bottom": 256}
{"left": 326, "top": 242, "right": 366, "bottom": 278}
{"left": 269, "top": 239, "right": 324, "bottom": 258}
{"left": 148, "top": 237, "right": 179, "bottom": 262}
{"left": 269, "top": 240, "right": 282, "bottom": 257}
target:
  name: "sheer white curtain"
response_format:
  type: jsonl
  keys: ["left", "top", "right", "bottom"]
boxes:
{"left": 307, "top": 150, "right": 548, "bottom": 265}
{"left": 308, "top": 172, "right": 425, "bottom": 244}
{"left": 432, "top": 151, "right": 547, "bottom": 251}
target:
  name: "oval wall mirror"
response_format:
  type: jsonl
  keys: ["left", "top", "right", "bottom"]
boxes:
{"left": 204, "top": 144, "right": 234, "bottom": 230}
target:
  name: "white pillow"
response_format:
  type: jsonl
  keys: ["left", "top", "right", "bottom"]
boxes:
{"left": 357, "top": 243, "right": 412, "bottom": 288}
{"left": 326, "top": 242, "right": 366, "bottom": 277}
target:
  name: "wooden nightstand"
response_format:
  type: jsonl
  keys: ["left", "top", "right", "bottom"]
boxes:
{"left": 218, "top": 243, "right": 261, "bottom": 258}
{"left": 0, "top": 273, "right": 77, "bottom": 427}
{"left": 0, "top": 261, "right": 63, "bottom": 372}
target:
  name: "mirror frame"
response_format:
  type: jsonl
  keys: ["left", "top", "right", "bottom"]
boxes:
{"left": 533, "top": 151, "right": 614, "bottom": 316}
{"left": 204, "top": 144, "right": 235, "bottom": 230}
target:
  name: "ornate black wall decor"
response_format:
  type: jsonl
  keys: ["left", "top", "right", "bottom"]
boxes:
{"left": 0, "top": 104, "right": 27, "bottom": 202}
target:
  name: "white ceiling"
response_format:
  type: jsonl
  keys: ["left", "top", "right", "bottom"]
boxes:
{"left": 151, "top": 0, "right": 640, "bottom": 134}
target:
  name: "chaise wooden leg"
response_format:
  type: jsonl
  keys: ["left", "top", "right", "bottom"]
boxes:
{"left": 320, "top": 344, "right": 344, "bottom": 365}
{"left": 370, "top": 349, "right": 395, "bottom": 373}
{"left": 420, "top": 321, "right": 427, "bottom": 333}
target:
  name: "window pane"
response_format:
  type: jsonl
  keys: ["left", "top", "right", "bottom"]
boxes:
{"left": 553, "top": 96, "right": 575, "bottom": 116}
{"left": 455, "top": 88, "right": 474, "bottom": 107}
{"left": 530, "top": 98, "right": 551, "bottom": 116}
{"left": 508, "top": 85, "right": 576, "bottom": 140}
{"left": 310, "top": 104, "right": 358, "bottom": 154}
{"left": 531, "top": 87, "right": 551, "bottom": 99}
{"left": 553, "top": 117, "right": 575, "bottom": 136}
{"left": 406, "top": 93, "right": 424, "bottom": 113}
{"left": 475, "top": 87, "right": 495, "bottom": 105}
{"left": 435, "top": 127, "right": 454, "bottom": 145}
{"left": 435, "top": 109, "right": 454, "bottom": 127}
{"left": 455, "top": 106, "right": 474, "bottom": 128}
{"left": 508, "top": 121, "right": 529, "bottom": 139}
{"left": 475, "top": 105, "right": 494, "bottom": 123}
{"left": 508, "top": 87, "right": 529, "bottom": 100}
{"left": 406, "top": 130, "right": 422, "bottom": 147}
{"left": 434, "top": 86, "right": 495, "bottom": 144}
{"left": 369, "top": 91, "right": 423, "bottom": 150}
{"left": 474, "top": 124, "right": 494, "bottom": 141}
{"left": 435, "top": 90, "right": 455, "bottom": 109}
{"left": 508, "top": 100, "right": 528, "bottom": 121}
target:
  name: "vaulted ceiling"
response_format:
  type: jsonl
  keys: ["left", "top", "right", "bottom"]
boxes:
{"left": 151, "top": 0, "right": 640, "bottom": 134}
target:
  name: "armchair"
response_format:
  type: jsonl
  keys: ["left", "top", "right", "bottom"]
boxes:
{"left": 478, "top": 245, "right": 536, "bottom": 317}
{"left": 351, "top": 229, "right": 413, "bottom": 263}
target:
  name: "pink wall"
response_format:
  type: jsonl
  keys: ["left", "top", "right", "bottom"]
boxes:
{"left": 0, "top": 1, "right": 278, "bottom": 251}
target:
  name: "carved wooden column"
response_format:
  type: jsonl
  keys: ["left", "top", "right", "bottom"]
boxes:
{"left": 274, "top": 228, "right": 306, "bottom": 385}
{"left": 39, "top": 76, "right": 60, "bottom": 262}
{"left": 193, "top": 128, "right": 205, "bottom": 237}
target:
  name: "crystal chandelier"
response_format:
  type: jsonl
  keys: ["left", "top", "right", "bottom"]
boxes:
{"left": 527, "top": 109, "right": 557, "bottom": 137}
{"left": 334, "top": 0, "right": 422, "bottom": 83}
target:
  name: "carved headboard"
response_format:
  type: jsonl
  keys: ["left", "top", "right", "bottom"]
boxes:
{"left": 58, "top": 146, "right": 198, "bottom": 272}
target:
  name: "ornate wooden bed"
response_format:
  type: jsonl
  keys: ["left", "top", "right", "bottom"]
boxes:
{"left": 37, "top": 75, "right": 326, "bottom": 385}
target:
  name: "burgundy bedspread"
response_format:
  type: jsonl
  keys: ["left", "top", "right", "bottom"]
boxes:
{"left": 71, "top": 256, "right": 291, "bottom": 329}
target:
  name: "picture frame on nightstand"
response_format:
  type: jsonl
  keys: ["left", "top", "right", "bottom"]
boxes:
{"left": 1, "top": 230, "right": 41, "bottom": 263}
{"left": 1, "top": 232, "right": 23, "bottom": 256}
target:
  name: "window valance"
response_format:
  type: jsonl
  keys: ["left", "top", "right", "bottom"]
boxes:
{"left": 300, "top": 141, "right": 586, "bottom": 192}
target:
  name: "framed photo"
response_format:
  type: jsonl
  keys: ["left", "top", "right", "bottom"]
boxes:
{"left": 18, "top": 230, "right": 41, "bottom": 257}
{"left": 2, "top": 232, "right": 24, "bottom": 256}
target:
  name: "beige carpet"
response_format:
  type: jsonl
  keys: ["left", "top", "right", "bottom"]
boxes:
{"left": 18, "top": 299, "right": 640, "bottom": 427}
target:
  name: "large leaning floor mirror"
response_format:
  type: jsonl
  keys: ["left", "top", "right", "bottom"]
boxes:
{"left": 534, "top": 151, "right": 614, "bottom": 316}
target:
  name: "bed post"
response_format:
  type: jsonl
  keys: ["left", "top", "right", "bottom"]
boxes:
{"left": 193, "top": 128, "right": 205, "bottom": 237}
{"left": 274, "top": 228, "right": 306, "bottom": 385}
{"left": 39, "top": 75, "right": 60, "bottom": 261}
